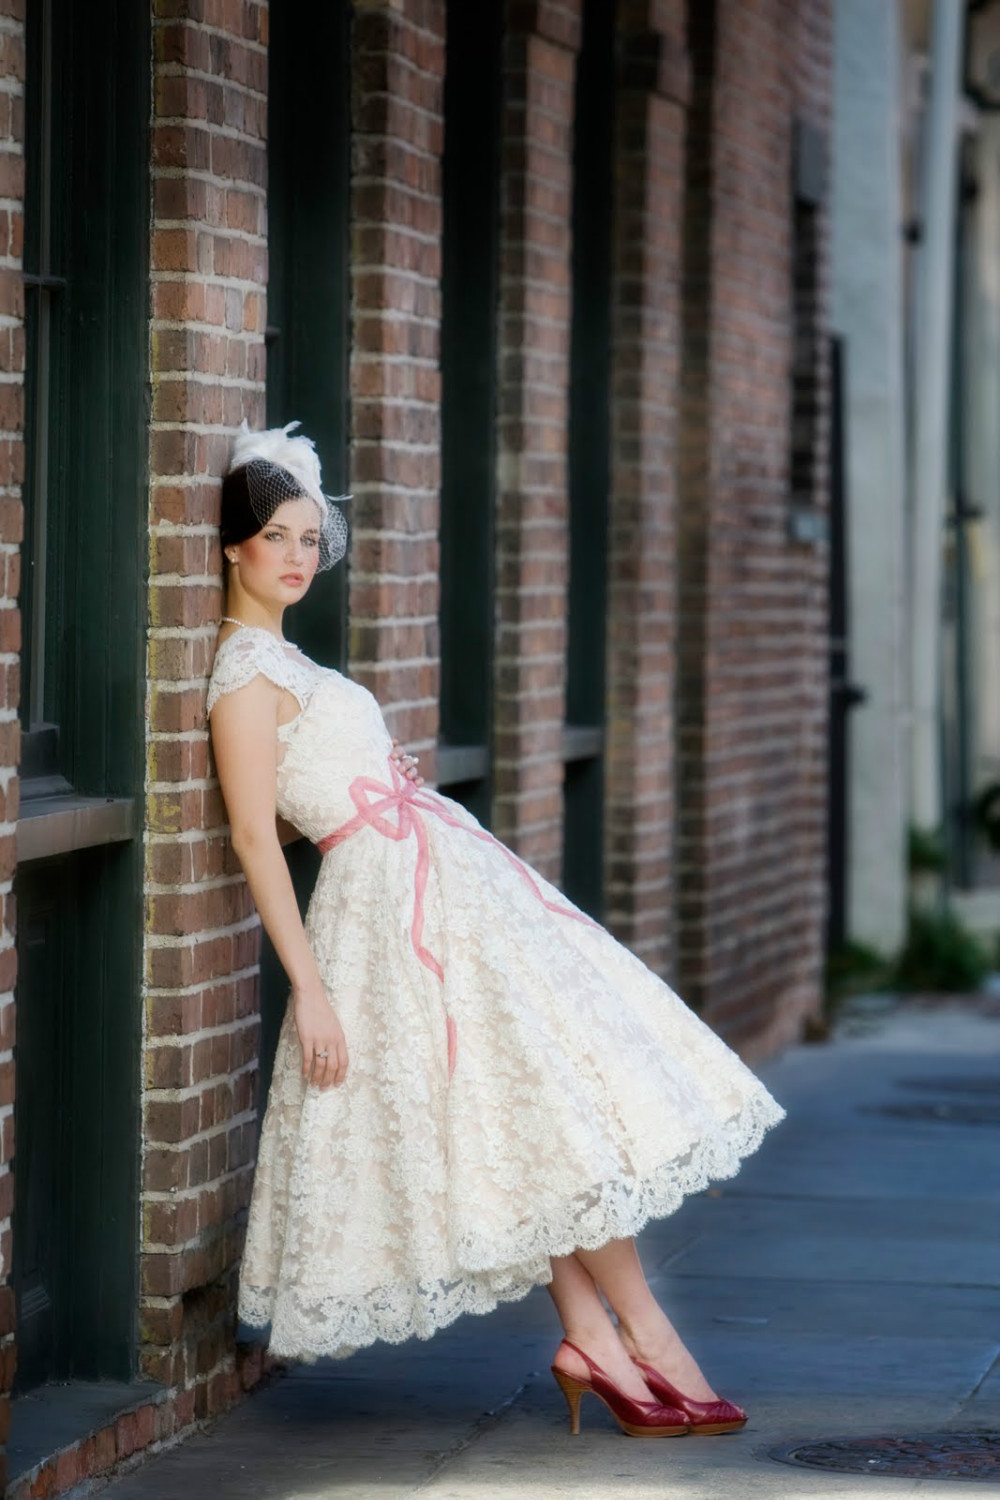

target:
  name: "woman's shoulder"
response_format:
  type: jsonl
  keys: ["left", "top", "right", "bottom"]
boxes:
{"left": 211, "top": 624, "right": 290, "bottom": 679}
{"left": 207, "top": 626, "right": 314, "bottom": 716}
{"left": 213, "top": 623, "right": 288, "bottom": 663}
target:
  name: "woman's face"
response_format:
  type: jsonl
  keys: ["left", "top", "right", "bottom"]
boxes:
{"left": 229, "top": 496, "right": 323, "bottom": 603}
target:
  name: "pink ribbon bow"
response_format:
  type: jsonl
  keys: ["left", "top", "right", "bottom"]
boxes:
{"left": 315, "top": 757, "right": 601, "bottom": 1079}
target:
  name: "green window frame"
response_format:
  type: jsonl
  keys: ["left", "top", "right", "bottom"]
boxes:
{"left": 562, "top": 0, "right": 616, "bottom": 920}
{"left": 265, "top": 0, "right": 351, "bottom": 667}
{"left": 787, "top": 117, "right": 829, "bottom": 547}
{"left": 254, "top": 0, "right": 352, "bottom": 1122}
{"left": 437, "top": 0, "right": 504, "bottom": 826}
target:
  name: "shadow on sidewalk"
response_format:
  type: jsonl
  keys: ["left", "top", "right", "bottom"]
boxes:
{"left": 98, "top": 995, "right": 1000, "bottom": 1498}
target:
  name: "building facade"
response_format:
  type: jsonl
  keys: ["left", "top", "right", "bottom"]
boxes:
{"left": 0, "top": 0, "right": 833, "bottom": 1490}
{"left": 831, "top": 0, "right": 1000, "bottom": 954}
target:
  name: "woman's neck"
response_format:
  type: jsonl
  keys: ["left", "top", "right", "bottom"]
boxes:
{"left": 221, "top": 597, "right": 285, "bottom": 639}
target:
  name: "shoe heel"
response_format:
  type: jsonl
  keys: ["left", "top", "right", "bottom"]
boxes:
{"left": 551, "top": 1367, "right": 587, "bottom": 1435}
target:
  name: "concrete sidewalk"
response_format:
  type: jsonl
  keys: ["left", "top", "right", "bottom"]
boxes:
{"left": 102, "top": 995, "right": 1000, "bottom": 1498}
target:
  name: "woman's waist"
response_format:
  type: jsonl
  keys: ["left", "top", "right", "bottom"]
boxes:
{"left": 277, "top": 752, "right": 406, "bottom": 841}
{"left": 304, "top": 766, "right": 478, "bottom": 856}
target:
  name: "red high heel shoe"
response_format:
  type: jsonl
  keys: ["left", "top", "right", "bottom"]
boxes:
{"left": 551, "top": 1340, "right": 690, "bottom": 1438}
{"left": 629, "top": 1356, "right": 748, "bottom": 1435}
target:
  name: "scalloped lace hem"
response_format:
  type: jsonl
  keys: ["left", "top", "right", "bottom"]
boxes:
{"left": 238, "top": 1089, "right": 786, "bottom": 1362}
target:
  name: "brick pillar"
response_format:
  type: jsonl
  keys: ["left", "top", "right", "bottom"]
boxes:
{"left": 142, "top": 0, "right": 269, "bottom": 1431}
{"left": 604, "top": 1, "right": 689, "bottom": 973}
{"left": 493, "top": 0, "right": 581, "bottom": 878}
{"left": 349, "top": 0, "right": 446, "bottom": 767}
{"left": 677, "top": 0, "right": 832, "bottom": 1055}
{"left": 0, "top": 3, "right": 22, "bottom": 1480}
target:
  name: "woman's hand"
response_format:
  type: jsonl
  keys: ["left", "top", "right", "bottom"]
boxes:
{"left": 293, "top": 984, "right": 349, "bottom": 1089}
{"left": 390, "top": 737, "right": 424, "bottom": 786}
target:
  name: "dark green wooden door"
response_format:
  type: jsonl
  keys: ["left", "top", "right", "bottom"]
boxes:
{"left": 12, "top": 861, "right": 69, "bottom": 1389}
{"left": 13, "top": 0, "right": 148, "bottom": 1390}
{"left": 437, "top": 0, "right": 504, "bottom": 825}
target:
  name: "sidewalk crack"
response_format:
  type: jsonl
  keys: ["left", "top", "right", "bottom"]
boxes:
{"left": 407, "top": 1372, "right": 539, "bottom": 1494}
{"left": 958, "top": 1345, "right": 1000, "bottom": 1407}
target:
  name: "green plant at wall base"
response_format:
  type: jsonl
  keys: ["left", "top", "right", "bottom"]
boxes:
{"left": 970, "top": 781, "right": 1000, "bottom": 852}
{"left": 890, "top": 905, "right": 992, "bottom": 993}
{"left": 907, "top": 824, "right": 946, "bottom": 874}
{"left": 824, "top": 939, "right": 894, "bottom": 1004}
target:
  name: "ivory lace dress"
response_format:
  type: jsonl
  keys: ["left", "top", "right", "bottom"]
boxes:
{"left": 207, "top": 624, "right": 787, "bottom": 1361}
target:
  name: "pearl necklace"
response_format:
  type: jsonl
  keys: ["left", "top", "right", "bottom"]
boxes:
{"left": 219, "top": 616, "right": 297, "bottom": 648}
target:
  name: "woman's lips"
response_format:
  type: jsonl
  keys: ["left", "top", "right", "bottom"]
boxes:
{"left": 281, "top": 573, "right": 305, "bottom": 585}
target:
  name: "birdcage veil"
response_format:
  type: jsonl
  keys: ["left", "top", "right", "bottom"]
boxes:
{"left": 227, "top": 420, "right": 350, "bottom": 571}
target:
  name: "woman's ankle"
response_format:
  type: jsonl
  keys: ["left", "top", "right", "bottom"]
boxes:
{"left": 615, "top": 1325, "right": 719, "bottom": 1401}
{"left": 556, "top": 1324, "right": 614, "bottom": 1359}
{"left": 553, "top": 1330, "right": 660, "bottom": 1399}
{"left": 616, "top": 1319, "right": 660, "bottom": 1358}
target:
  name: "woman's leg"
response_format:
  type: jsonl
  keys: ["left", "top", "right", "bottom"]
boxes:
{"left": 573, "top": 1238, "right": 718, "bottom": 1401}
{"left": 546, "top": 1252, "right": 658, "bottom": 1401}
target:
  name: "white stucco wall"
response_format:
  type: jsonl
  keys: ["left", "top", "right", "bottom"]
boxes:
{"left": 831, "top": 0, "right": 909, "bottom": 953}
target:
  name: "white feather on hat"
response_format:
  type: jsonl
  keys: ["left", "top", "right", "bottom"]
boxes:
{"left": 229, "top": 419, "right": 329, "bottom": 516}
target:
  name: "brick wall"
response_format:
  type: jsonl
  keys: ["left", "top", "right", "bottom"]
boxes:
{"left": 676, "top": 0, "right": 832, "bottom": 1054}
{"left": 603, "top": 0, "right": 688, "bottom": 972}
{"left": 141, "top": 0, "right": 270, "bottom": 1438}
{"left": 349, "top": 0, "right": 446, "bottom": 771}
{"left": 0, "top": 2, "right": 22, "bottom": 1484}
{"left": 2, "top": 0, "right": 836, "bottom": 1486}
{"left": 493, "top": 0, "right": 581, "bottom": 878}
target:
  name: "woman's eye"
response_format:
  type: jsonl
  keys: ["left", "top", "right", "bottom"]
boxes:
{"left": 264, "top": 530, "right": 317, "bottom": 547}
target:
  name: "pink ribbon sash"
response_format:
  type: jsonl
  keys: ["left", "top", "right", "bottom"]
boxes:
{"left": 314, "top": 757, "right": 602, "bottom": 1078}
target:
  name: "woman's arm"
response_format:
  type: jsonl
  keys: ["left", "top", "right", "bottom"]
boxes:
{"left": 210, "top": 676, "right": 347, "bottom": 1089}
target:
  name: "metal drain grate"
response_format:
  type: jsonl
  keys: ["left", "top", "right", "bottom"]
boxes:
{"left": 862, "top": 1101, "right": 1000, "bottom": 1126}
{"left": 769, "top": 1431, "right": 1000, "bottom": 1481}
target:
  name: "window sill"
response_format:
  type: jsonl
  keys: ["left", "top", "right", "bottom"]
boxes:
{"left": 436, "top": 742, "right": 489, "bottom": 787}
{"left": 9, "top": 1378, "right": 164, "bottom": 1486}
{"left": 18, "top": 792, "right": 137, "bottom": 863}
{"left": 435, "top": 726, "right": 604, "bottom": 788}
{"left": 562, "top": 724, "right": 603, "bottom": 763}
{"left": 787, "top": 506, "right": 829, "bottom": 545}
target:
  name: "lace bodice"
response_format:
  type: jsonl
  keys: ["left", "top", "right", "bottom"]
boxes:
{"left": 206, "top": 624, "right": 397, "bottom": 843}
{"left": 206, "top": 626, "right": 317, "bottom": 718}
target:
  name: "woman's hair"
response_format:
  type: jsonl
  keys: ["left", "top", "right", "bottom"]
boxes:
{"left": 220, "top": 421, "right": 350, "bottom": 572}
{"left": 220, "top": 462, "right": 302, "bottom": 553}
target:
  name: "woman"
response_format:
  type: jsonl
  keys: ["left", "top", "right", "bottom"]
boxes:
{"left": 207, "top": 421, "right": 787, "bottom": 1440}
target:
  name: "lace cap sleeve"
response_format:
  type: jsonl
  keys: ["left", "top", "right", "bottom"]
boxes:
{"left": 207, "top": 629, "right": 309, "bottom": 716}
